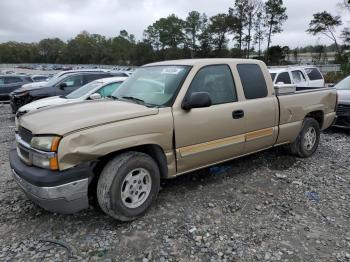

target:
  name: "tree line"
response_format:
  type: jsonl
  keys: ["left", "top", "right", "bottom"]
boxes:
{"left": 0, "top": 0, "right": 289, "bottom": 66}
{"left": 1, "top": 0, "right": 350, "bottom": 67}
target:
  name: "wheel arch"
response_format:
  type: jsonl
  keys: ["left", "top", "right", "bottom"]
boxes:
{"left": 94, "top": 144, "right": 169, "bottom": 180}
{"left": 305, "top": 110, "right": 324, "bottom": 128}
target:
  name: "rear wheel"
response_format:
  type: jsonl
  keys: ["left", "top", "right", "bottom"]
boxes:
{"left": 97, "top": 152, "right": 160, "bottom": 221}
{"left": 289, "top": 117, "right": 320, "bottom": 158}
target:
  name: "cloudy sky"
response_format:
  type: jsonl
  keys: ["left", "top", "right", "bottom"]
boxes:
{"left": 0, "top": 0, "right": 349, "bottom": 48}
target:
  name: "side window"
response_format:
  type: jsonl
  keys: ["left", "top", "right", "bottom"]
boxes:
{"left": 32, "top": 76, "right": 46, "bottom": 82}
{"left": 237, "top": 64, "right": 268, "bottom": 99}
{"left": 305, "top": 68, "right": 323, "bottom": 80}
{"left": 97, "top": 82, "right": 122, "bottom": 97}
{"left": 113, "top": 73, "right": 127, "bottom": 77}
{"left": 5, "top": 77, "right": 22, "bottom": 84}
{"left": 61, "top": 75, "right": 83, "bottom": 87}
{"left": 85, "top": 74, "right": 109, "bottom": 83}
{"left": 187, "top": 65, "right": 237, "bottom": 105}
{"left": 275, "top": 72, "right": 291, "bottom": 84}
{"left": 291, "top": 70, "right": 306, "bottom": 83}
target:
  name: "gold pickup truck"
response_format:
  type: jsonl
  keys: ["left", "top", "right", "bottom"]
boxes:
{"left": 10, "top": 59, "right": 337, "bottom": 221}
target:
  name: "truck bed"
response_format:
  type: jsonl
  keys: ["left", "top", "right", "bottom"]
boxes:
{"left": 274, "top": 86, "right": 337, "bottom": 145}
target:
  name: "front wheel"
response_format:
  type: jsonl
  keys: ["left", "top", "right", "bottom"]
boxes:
{"left": 289, "top": 117, "right": 320, "bottom": 158}
{"left": 97, "top": 152, "right": 160, "bottom": 221}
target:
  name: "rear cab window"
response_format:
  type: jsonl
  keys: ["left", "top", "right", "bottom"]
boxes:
{"left": 237, "top": 64, "right": 268, "bottom": 99}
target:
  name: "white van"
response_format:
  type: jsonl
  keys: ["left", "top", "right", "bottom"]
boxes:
{"left": 269, "top": 66, "right": 325, "bottom": 88}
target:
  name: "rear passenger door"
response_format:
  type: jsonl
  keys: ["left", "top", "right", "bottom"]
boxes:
{"left": 304, "top": 68, "right": 325, "bottom": 87}
{"left": 236, "top": 64, "right": 279, "bottom": 154}
{"left": 173, "top": 64, "right": 246, "bottom": 173}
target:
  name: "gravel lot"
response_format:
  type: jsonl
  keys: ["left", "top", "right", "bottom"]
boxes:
{"left": 0, "top": 103, "right": 350, "bottom": 261}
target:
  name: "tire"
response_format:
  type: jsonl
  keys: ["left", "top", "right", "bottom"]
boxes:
{"left": 289, "top": 117, "right": 320, "bottom": 158}
{"left": 97, "top": 151, "right": 160, "bottom": 221}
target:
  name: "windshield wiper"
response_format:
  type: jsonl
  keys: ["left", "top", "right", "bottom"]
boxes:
{"left": 120, "top": 96, "right": 145, "bottom": 104}
{"left": 113, "top": 95, "right": 157, "bottom": 107}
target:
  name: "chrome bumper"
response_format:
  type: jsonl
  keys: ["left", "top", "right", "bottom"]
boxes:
{"left": 12, "top": 169, "right": 89, "bottom": 214}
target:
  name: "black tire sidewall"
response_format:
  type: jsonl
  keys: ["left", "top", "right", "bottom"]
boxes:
{"left": 299, "top": 118, "right": 320, "bottom": 157}
{"left": 108, "top": 155, "right": 160, "bottom": 219}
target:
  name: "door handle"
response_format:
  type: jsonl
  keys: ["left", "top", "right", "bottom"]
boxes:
{"left": 232, "top": 110, "right": 244, "bottom": 119}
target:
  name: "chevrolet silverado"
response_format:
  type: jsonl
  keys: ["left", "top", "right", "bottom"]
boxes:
{"left": 10, "top": 59, "right": 337, "bottom": 221}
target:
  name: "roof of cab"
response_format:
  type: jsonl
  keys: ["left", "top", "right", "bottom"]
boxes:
{"left": 268, "top": 68, "right": 289, "bottom": 73}
{"left": 145, "top": 58, "right": 263, "bottom": 67}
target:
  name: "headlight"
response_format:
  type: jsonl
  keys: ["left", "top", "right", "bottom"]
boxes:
{"left": 30, "top": 136, "right": 61, "bottom": 170}
{"left": 31, "top": 136, "right": 61, "bottom": 152}
{"left": 14, "top": 91, "right": 29, "bottom": 97}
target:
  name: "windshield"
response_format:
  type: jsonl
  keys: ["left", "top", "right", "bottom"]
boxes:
{"left": 113, "top": 65, "right": 191, "bottom": 106}
{"left": 335, "top": 76, "right": 350, "bottom": 90}
{"left": 270, "top": 73, "right": 276, "bottom": 82}
{"left": 66, "top": 81, "right": 103, "bottom": 99}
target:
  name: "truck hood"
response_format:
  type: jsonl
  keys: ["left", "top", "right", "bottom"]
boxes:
{"left": 18, "top": 96, "right": 75, "bottom": 113}
{"left": 20, "top": 100, "right": 159, "bottom": 135}
{"left": 337, "top": 89, "right": 350, "bottom": 105}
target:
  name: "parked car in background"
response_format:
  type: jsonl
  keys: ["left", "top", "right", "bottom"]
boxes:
{"left": 16, "top": 76, "right": 127, "bottom": 117}
{"left": 333, "top": 75, "right": 350, "bottom": 127}
{"left": 0, "top": 75, "right": 32, "bottom": 101}
{"left": 30, "top": 75, "right": 49, "bottom": 82}
{"left": 10, "top": 72, "right": 120, "bottom": 112}
{"left": 10, "top": 59, "right": 336, "bottom": 221}
{"left": 269, "top": 66, "right": 325, "bottom": 87}
{"left": 21, "top": 68, "right": 115, "bottom": 90}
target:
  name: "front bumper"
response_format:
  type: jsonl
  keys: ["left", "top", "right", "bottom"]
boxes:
{"left": 334, "top": 103, "right": 350, "bottom": 127}
{"left": 333, "top": 115, "right": 350, "bottom": 127}
{"left": 9, "top": 148, "right": 95, "bottom": 214}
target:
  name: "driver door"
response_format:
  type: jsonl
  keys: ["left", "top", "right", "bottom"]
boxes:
{"left": 56, "top": 75, "right": 83, "bottom": 95}
{"left": 173, "top": 64, "right": 246, "bottom": 173}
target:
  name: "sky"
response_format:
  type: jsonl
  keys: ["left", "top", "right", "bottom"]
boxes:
{"left": 0, "top": 0, "right": 349, "bottom": 48}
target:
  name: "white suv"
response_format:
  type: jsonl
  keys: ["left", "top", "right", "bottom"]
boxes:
{"left": 269, "top": 66, "right": 325, "bottom": 88}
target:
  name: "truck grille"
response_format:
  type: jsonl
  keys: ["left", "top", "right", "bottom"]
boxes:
{"left": 18, "top": 126, "right": 33, "bottom": 144}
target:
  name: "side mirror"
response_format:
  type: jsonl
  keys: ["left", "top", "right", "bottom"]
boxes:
{"left": 276, "top": 81, "right": 285, "bottom": 85}
{"left": 59, "top": 82, "right": 67, "bottom": 90}
{"left": 182, "top": 92, "right": 212, "bottom": 110}
{"left": 89, "top": 93, "right": 102, "bottom": 100}
{"left": 328, "top": 83, "right": 335, "bottom": 88}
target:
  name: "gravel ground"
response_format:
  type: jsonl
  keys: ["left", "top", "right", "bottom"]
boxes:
{"left": 0, "top": 103, "right": 349, "bottom": 261}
